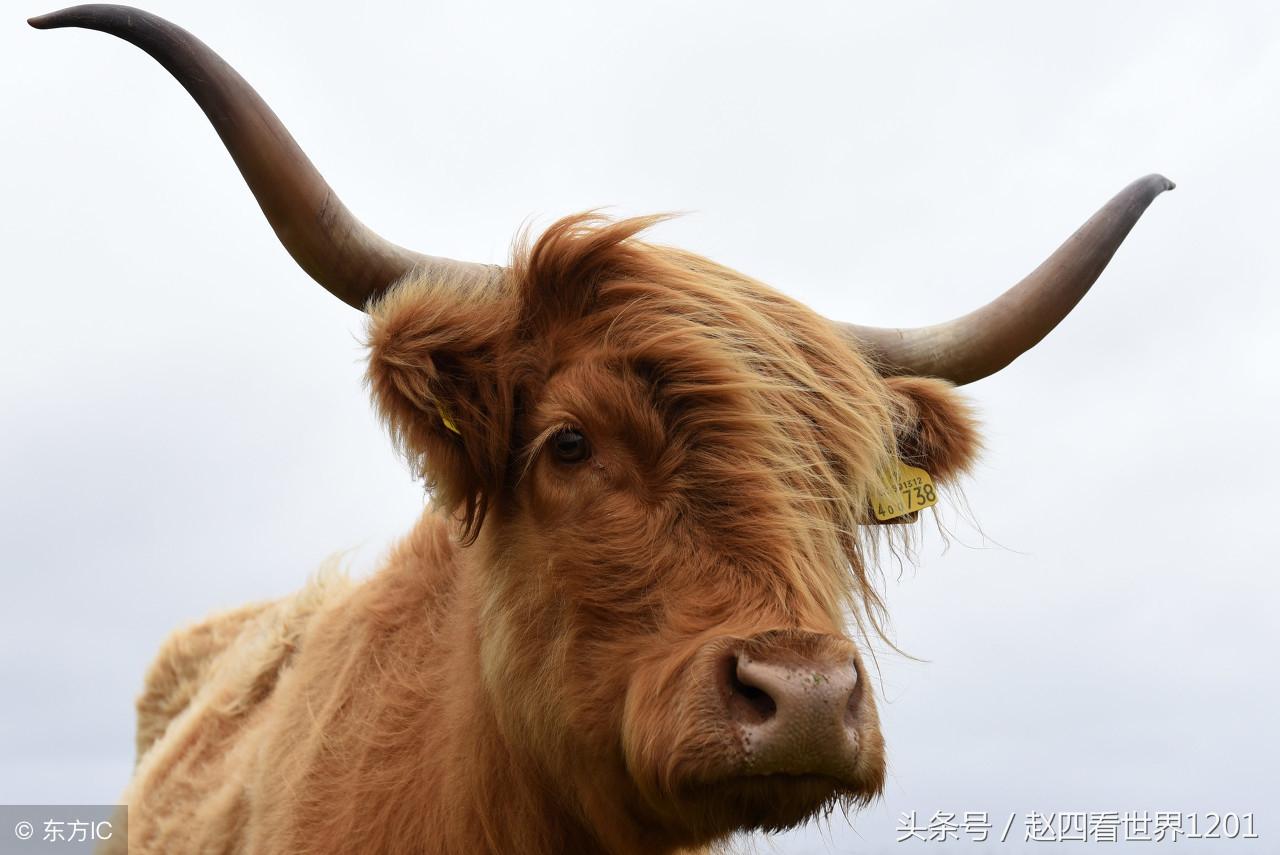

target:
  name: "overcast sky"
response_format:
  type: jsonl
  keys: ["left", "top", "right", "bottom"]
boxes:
{"left": 2, "top": 2, "right": 1278, "bottom": 852}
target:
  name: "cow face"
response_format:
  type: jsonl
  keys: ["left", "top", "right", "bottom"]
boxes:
{"left": 367, "top": 214, "right": 980, "bottom": 845}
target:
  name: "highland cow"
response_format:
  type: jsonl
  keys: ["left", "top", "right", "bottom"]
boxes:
{"left": 30, "top": 5, "right": 1172, "bottom": 854}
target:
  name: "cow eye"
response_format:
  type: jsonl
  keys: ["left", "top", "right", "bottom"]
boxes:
{"left": 550, "top": 428, "right": 591, "bottom": 464}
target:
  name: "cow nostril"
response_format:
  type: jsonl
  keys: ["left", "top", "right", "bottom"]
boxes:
{"left": 725, "top": 654, "right": 777, "bottom": 725}
{"left": 842, "top": 667, "right": 862, "bottom": 727}
{"left": 707, "top": 635, "right": 870, "bottom": 781}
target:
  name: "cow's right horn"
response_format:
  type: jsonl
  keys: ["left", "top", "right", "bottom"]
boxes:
{"left": 30, "top": 4, "right": 500, "bottom": 310}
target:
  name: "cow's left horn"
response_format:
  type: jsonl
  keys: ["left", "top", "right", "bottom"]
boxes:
{"left": 841, "top": 174, "right": 1173, "bottom": 385}
{"left": 29, "top": 4, "right": 499, "bottom": 310}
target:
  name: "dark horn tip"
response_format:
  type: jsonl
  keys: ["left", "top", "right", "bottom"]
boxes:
{"left": 28, "top": 4, "right": 135, "bottom": 29}
{"left": 28, "top": 6, "right": 90, "bottom": 29}
{"left": 28, "top": 11, "right": 63, "bottom": 28}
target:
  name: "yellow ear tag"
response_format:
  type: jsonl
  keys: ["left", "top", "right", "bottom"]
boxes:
{"left": 872, "top": 462, "right": 938, "bottom": 521}
{"left": 436, "top": 403, "right": 461, "bottom": 436}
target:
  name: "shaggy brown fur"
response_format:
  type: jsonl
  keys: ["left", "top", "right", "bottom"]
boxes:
{"left": 111, "top": 214, "right": 980, "bottom": 854}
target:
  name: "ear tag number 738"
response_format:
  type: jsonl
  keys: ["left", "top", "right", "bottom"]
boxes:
{"left": 872, "top": 462, "right": 938, "bottom": 521}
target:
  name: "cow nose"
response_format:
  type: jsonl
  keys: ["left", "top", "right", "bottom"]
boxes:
{"left": 724, "top": 644, "right": 863, "bottom": 778}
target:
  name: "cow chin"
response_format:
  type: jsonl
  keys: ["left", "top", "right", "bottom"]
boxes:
{"left": 658, "top": 737, "right": 887, "bottom": 839}
{"left": 623, "top": 630, "right": 886, "bottom": 841}
{"left": 671, "top": 773, "right": 872, "bottom": 838}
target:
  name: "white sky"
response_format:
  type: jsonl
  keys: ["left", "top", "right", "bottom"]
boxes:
{"left": 2, "top": 2, "right": 1278, "bottom": 852}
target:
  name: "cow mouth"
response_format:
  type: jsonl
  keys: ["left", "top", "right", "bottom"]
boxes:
{"left": 671, "top": 771, "right": 867, "bottom": 836}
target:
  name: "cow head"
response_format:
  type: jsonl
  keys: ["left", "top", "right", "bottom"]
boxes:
{"left": 363, "top": 216, "right": 985, "bottom": 840}
{"left": 32, "top": 5, "right": 1171, "bottom": 850}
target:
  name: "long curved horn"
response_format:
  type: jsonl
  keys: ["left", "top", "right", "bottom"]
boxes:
{"left": 29, "top": 4, "right": 498, "bottom": 310}
{"left": 842, "top": 174, "right": 1174, "bottom": 385}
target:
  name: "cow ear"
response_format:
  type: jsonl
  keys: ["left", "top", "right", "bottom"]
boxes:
{"left": 884, "top": 376, "right": 981, "bottom": 484}
{"left": 365, "top": 279, "right": 515, "bottom": 528}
